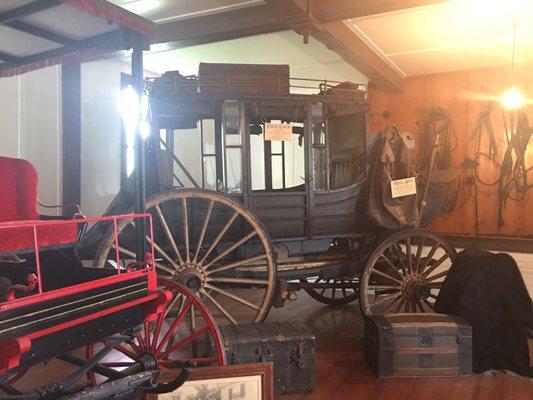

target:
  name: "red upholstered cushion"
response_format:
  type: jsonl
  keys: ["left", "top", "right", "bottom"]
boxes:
{"left": 0, "top": 157, "right": 39, "bottom": 222}
{"left": 0, "top": 220, "right": 78, "bottom": 254}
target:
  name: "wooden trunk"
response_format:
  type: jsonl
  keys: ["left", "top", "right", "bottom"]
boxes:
{"left": 364, "top": 313, "right": 472, "bottom": 378}
{"left": 220, "top": 322, "right": 315, "bottom": 395}
{"left": 198, "top": 63, "right": 290, "bottom": 95}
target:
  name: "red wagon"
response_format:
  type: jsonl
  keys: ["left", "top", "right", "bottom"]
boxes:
{"left": 0, "top": 156, "right": 225, "bottom": 399}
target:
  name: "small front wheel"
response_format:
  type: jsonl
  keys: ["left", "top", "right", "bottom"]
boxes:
{"left": 301, "top": 276, "right": 359, "bottom": 306}
{"left": 360, "top": 229, "right": 456, "bottom": 316}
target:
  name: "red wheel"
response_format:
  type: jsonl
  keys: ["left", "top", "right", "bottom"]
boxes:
{"left": 87, "top": 278, "right": 226, "bottom": 385}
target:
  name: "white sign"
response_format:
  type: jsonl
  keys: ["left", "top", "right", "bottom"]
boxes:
{"left": 391, "top": 177, "right": 417, "bottom": 198}
{"left": 264, "top": 123, "right": 293, "bottom": 141}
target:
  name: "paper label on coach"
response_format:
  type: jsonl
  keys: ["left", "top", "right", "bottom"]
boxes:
{"left": 264, "top": 123, "right": 293, "bottom": 141}
{"left": 391, "top": 177, "right": 417, "bottom": 198}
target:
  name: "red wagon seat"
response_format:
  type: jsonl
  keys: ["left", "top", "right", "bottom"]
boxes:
{"left": 0, "top": 156, "right": 78, "bottom": 253}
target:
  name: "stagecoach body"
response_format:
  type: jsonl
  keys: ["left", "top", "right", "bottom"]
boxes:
{"left": 80, "top": 64, "right": 457, "bottom": 326}
{"left": 150, "top": 76, "right": 372, "bottom": 260}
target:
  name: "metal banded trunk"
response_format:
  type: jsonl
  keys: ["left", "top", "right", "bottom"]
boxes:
{"left": 220, "top": 322, "right": 315, "bottom": 395}
{"left": 364, "top": 313, "right": 472, "bottom": 378}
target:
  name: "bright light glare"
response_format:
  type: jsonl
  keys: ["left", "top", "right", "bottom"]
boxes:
{"left": 462, "top": 0, "right": 525, "bottom": 20}
{"left": 122, "top": 0, "right": 161, "bottom": 15}
{"left": 140, "top": 94, "right": 150, "bottom": 139}
{"left": 121, "top": 85, "right": 150, "bottom": 176}
{"left": 501, "top": 86, "right": 525, "bottom": 110}
{"left": 121, "top": 86, "right": 139, "bottom": 135}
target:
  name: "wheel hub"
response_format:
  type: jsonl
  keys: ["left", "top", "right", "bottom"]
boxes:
{"left": 176, "top": 266, "right": 205, "bottom": 293}
{"left": 138, "top": 352, "right": 158, "bottom": 371}
{"left": 404, "top": 277, "right": 430, "bottom": 301}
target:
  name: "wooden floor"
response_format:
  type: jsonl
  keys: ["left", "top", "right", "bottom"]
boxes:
{"left": 262, "top": 293, "right": 532, "bottom": 400}
{"left": 10, "top": 290, "right": 533, "bottom": 399}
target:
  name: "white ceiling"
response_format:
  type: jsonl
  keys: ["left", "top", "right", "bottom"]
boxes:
{"left": 143, "top": 30, "right": 367, "bottom": 86}
{"left": 348, "top": 0, "right": 533, "bottom": 76}
{"left": 110, "top": 0, "right": 533, "bottom": 78}
{"left": 110, "top": 0, "right": 264, "bottom": 23}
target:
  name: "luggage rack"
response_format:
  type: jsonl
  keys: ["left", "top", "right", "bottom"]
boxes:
{"left": 145, "top": 73, "right": 368, "bottom": 101}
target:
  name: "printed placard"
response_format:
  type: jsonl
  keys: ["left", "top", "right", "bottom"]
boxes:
{"left": 391, "top": 177, "right": 417, "bottom": 198}
{"left": 264, "top": 123, "right": 293, "bottom": 141}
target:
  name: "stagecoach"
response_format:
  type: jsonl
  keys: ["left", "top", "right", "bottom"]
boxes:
{"left": 82, "top": 64, "right": 458, "bottom": 326}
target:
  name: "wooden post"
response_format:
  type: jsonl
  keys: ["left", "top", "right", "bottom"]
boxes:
{"left": 61, "top": 62, "right": 81, "bottom": 217}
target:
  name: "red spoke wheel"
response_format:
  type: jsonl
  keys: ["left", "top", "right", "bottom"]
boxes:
{"left": 87, "top": 278, "right": 226, "bottom": 386}
{"left": 1, "top": 369, "right": 27, "bottom": 384}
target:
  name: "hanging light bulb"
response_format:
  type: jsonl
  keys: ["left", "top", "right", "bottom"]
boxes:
{"left": 501, "top": 85, "right": 525, "bottom": 110}
{"left": 500, "top": 22, "right": 525, "bottom": 110}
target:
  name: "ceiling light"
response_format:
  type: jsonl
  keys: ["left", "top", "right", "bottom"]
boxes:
{"left": 501, "top": 86, "right": 525, "bottom": 110}
{"left": 499, "top": 22, "right": 526, "bottom": 111}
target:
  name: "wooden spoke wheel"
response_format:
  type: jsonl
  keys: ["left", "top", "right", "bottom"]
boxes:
{"left": 94, "top": 189, "right": 277, "bottom": 325}
{"left": 360, "top": 229, "right": 456, "bottom": 316}
{"left": 87, "top": 279, "right": 226, "bottom": 386}
{"left": 301, "top": 277, "right": 359, "bottom": 306}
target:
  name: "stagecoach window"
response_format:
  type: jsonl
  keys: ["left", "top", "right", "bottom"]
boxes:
{"left": 225, "top": 148, "right": 242, "bottom": 193}
{"left": 250, "top": 118, "right": 306, "bottom": 191}
{"left": 202, "top": 119, "right": 216, "bottom": 154}
{"left": 250, "top": 129, "right": 266, "bottom": 190}
{"left": 222, "top": 100, "right": 243, "bottom": 193}
{"left": 223, "top": 100, "right": 241, "bottom": 145}
{"left": 312, "top": 103, "right": 328, "bottom": 191}
{"left": 312, "top": 104, "right": 366, "bottom": 191}
{"left": 201, "top": 119, "right": 217, "bottom": 190}
{"left": 328, "top": 112, "right": 365, "bottom": 189}
{"left": 166, "top": 124, "right": 203, "bottom": 188}
{"left": 157, "top": 118, "right": 217, "bottom": 190}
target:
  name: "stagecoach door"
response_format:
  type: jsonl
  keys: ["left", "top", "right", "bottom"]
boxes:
{"left": 245, "top": 99, "right": 309, "bottom": 240}
{"left": 310, "top": 102, "right": 368, "bottom": 237}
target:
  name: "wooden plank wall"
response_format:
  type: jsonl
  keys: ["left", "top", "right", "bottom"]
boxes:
{"left": 368, "top": 64, "right": 533, "bottom": 238}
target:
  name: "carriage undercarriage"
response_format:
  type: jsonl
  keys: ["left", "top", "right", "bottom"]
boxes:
{"left": 88, "top": 188, "right": 456, "bottom": 327}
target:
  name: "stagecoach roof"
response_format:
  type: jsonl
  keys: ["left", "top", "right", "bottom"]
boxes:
{"left": 0, "top": 0, "right": 155, "bottom": 78}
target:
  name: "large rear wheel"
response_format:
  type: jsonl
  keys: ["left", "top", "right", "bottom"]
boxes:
{"left": 94, "top": 189, "right": 277, "bottom": 325}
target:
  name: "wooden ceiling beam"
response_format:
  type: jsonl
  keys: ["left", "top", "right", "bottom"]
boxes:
{"left": 317, "top": 22, "right": 403, "bottom": 92}
{"left": 264, "top": 0, "right": 404, "bottom": 92}
{"left": 0, "top": 51, "right": 21, "bottom": 65}
{"left": 153, "top": 0, "right": 445, "bottom": 90}
{"left": 0, "top": 0, "right": 60, "bottom": 24}
{"left": 154, "top": 5, "right": 287, "bottom": 48}
{"left": 6, "top": 20, "right": 75, "bottom": 46}
{"left": 309, "top": 0, "right": 450, "bottom": 23}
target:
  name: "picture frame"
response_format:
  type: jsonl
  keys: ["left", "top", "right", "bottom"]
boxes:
{"left": 151, "top": 363, "right": 273, "bottom": 400}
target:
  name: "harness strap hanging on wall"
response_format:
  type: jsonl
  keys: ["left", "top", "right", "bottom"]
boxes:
{"left": 419, "top": 107, "right": 464, "bottom": 215}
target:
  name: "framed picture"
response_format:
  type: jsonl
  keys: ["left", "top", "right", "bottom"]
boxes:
{"left": 153, "top": 363, "right": 273, "bottom": 400}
